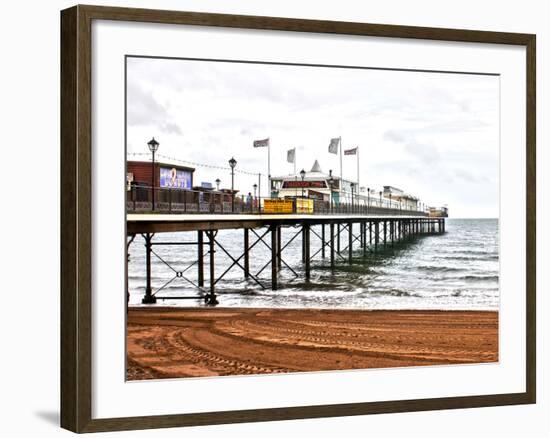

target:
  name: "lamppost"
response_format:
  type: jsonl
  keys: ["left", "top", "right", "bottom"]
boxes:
{"left": 147, "top": 137, "right": 159, "bottom": 211}
{"left": 379, "top": 190, "right": 383, "bottom": 208}
{"left": 300, "top": 169, "right": 306, "bottom": 198}
{"left": 215, "top": 178, "right": 220, "bottom": 191}
{"left": 229, "top": 157, "right": 237, "bottom": 212}
{"left": 350, "top": 182, "right": 355, "bottom": 211}
{"left": 367, "top": 187, "right": 370, "bottom": 208}
{"left": 328, "top": 169, "right": 334, "bottom": 214}
{"left": 389, "top": 193, "right": 392, "bottom": 211}
{"left": 253, "top": 183, "right": 258, "bottom": 212}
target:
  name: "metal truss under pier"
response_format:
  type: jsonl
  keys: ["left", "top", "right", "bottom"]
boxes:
{"left": 127, "top": 214, "right": 446, "bottom": 306}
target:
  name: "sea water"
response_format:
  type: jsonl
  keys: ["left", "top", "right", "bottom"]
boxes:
{"left": 128, "top": 218, "right": 499, "bottom": 310}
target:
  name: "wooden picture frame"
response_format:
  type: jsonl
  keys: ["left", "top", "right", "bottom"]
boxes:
{"left": 60, "top": 4, "right": 536, "bottom": 433}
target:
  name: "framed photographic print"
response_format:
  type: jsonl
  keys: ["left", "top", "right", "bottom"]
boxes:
{"left": 60, "top": 5, "right": 536, "bottom": 433}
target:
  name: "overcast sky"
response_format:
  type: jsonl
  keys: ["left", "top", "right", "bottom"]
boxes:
{"left": 127, "top": 57, "right": 499, "bottom": 218}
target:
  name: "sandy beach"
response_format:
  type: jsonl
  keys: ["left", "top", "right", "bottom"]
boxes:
{"left": 126, "top": 307, "right": 498, "bottom": 380}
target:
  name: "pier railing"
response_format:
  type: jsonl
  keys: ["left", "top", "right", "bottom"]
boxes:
{"left": 126, "top": 186, "right": 428, "bottom": 217}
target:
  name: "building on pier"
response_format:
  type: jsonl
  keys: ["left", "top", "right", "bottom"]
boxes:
{"left": 270, "top": 160, "right": 357, "bottom": 204}
{"left": 429, "top": 206, "right": 449, "bottom": 217}
{"left": 127, "top": 160, "right": 195, "bottom": 191}
{"left": 383, "top": 186, "right": 419, "bottom": 211}
{"left": 126, "top": 160, "right": 241, "bottom": 212}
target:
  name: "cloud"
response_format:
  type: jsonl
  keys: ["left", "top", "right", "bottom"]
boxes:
{"left": 453, "top": 168, "right": 490, "bottom": 184}
{"left": 126, "top": 58, "right": 500, "bottom": 217}
{"left": 127, "top": 82, "right": 167, "bottom": 126}
{"left": 404, "top": 141, "right": 441, "bottom": 165}
{"left": 127, "top": 82, "right": 183, "bottom": 135}
{"left": 160, "top": 122, "right": 183, "bottom": 135}
{"left": 383, "top": 129, "right": 407, "bottom": 143}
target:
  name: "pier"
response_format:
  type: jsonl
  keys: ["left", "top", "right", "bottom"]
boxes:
{"left": 127, "top": 206, "right": 446, "bottom": 305}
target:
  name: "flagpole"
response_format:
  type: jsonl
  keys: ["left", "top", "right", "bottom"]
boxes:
{"left": 357, "top": 147, "right": 360, "bottom": 191}
{"left": 268, "top": 138, "right": 271, "bottom": 198}
{"left": 339, "top": 136, "right": 343, "bottom": 199}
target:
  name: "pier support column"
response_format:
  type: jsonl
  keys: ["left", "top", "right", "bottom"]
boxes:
{"left": 198, "top": 231, "right": 204, "bottom": 286}
{"left": 243, "top": 228, "right": 249, "bottom": 278}
{"left": 383, "top": 221, "right": 387, "bottom": 249}
{"left": 271, "top": 225, "right": 278, "bottom": 290}
{"left": 206, "top": 231, "right": 218, "bottom": 305}
{"left": 375, "top": 221, "right": 379, "bottom": 252}
{"left": 321, "top": 224, "right": 326, "bottom": 258}
{"left": 362, "top": 222, "right": 367, "bottom": 257}
{"left": 277, "top": 226, "right": 282, "bottom": 269}
{"left": 330, "top": 223, "right": 335, "bottom": 270}
{"left": 305, "top": 224, "right": 311, "bottom": 280}
{"left": 348, "top": 222, "right": 353, "bottom": 264}
{"left": 369, "top": 221, "right": 372, "bottom": 246}
{"left": 301, "top": 225, "right": 306, "bottom": 263}
{"left": 390, "top": 221, "right": 394, "bottom": 247}
{"left": 126, "top": 234, "right": 135, "bottom": 310}
{"left": 337, "top": 224, "right": 341, "bottom": 254}
{"left": 142, "top": 233, "right": 157, "bottom": 304}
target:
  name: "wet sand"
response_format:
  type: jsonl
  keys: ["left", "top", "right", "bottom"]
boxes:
{"left": 127, "top": 307, "right": 498, "bottom": 380}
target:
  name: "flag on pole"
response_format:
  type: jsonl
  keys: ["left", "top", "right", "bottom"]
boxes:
{"left": 328, "top": 138, "right": 340, "bottom": 154}
{"left": 253, "top": 138, "right": 269, "bottom": 148}
{"left": 287, "top": 148, "right": 296, "bottom": 163}
{"left": 344, "top": 147, "right": 358, "bottom": 155}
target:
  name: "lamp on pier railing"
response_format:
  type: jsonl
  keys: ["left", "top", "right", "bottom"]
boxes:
{"left": 367, "top": 187, "right": 370, "bottom": 208}
{"left": 215, "top": 178, "right": 220, "bottom": 191}
{"left": 328, "top": 169, "right": 334, "bottom": 213}
{"left": 300, "top": 168, "right": 306, "bottom": 198}
{"left": 253, "top": 183, "right": 258, "bottom": 211}
{"left": 229, "top": 157, "right": 237, "bottom": 212}
{"left": 147, "top": 137, "right": 160, "bottom": 211}
{"left": 350, "top": 182, "right": 355, "bottom": 210}
{"left": 389, "top": 193, "right": 392, "bottom": 211}
{"left": 379, "top": 190, "right": 383, "bottom": 208}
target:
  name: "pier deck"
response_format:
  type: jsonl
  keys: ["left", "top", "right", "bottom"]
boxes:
{"left": 127, "top": 213, "right": 433, "bottom": 233}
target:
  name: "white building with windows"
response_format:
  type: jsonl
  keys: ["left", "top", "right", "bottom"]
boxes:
{"left": 383, "top": 186, "right": 420, "bottom": 210}
{"left": 270, "top": 160, "right": 357, "bottom": 204}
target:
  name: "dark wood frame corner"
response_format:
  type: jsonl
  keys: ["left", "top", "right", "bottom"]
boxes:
{"left": 60, "top": 4, "right": 536, "bottom": 433}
